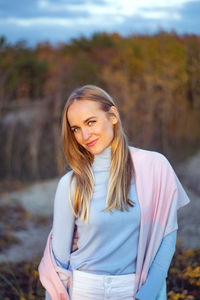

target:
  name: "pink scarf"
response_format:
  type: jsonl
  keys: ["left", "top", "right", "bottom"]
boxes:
{"left": 38, "top": 146, "right": 190, "bottom": 299}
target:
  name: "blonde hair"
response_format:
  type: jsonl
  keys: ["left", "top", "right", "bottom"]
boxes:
{"left": 62, "top": 85, "right": 134, "bottom": 222}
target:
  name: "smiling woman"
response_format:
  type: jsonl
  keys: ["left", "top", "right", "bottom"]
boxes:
{"left": 67, "top": 99, "right": 118, "bottom": 155}
{"left": 38, "top": 85, "right": 190, "bottom": 300}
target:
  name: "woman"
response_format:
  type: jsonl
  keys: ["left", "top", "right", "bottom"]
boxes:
{"left": 38, "top": 85, "right": 190, "bottom": 300}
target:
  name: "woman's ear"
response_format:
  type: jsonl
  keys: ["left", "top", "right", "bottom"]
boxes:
{"left": 110, "top": 106, "right": 119, "bottom": 125}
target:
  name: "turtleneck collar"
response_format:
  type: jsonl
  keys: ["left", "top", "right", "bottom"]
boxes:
{"left": 92, "top": 145, "right": 111, "bottom": 171}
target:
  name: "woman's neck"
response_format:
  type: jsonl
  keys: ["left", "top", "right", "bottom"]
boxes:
{"left": 92, "top": 145, "right": 111, "bottom": 171}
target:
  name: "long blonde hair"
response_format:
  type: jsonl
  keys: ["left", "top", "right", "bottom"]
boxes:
{"left": 62, "top": 85, "right": 134, "bottom": 222}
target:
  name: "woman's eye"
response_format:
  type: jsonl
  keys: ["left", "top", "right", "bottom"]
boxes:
{"left": 88, "top": 120, "right": 96, "bottom": 125}
{"left": 73, "top": 128, "right": 79, "bottom": 133}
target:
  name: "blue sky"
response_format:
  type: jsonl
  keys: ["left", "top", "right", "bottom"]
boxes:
{"left": 0, "top": 0, "right": 199, "bottom": 46}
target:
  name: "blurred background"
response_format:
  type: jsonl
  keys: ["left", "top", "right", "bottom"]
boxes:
{"left": 0, "top": 0, "right": 200, "bottom": 299}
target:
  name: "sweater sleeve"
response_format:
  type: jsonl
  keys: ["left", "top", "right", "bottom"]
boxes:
{"left": 135, "top": 230, "right": 177, "bottom": 300}
{"left": 44, "top": 173, "right": 75, "bottom": 298}
{"left": 45, "top": 172, "right": 75, "bottom": 300}
{"left": 45, "top": 290, "right": 51, "bottom": 300}
{"left": 52, "top": 173, "right": 75, "bottom": 268}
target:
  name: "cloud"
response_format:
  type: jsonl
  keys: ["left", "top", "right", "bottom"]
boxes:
{"left": 0, "top": 0, "right": 91, "bottom": 19}
{"left": 0, "top": 0, "right": 37, "bottom": 18}
{"left": 168, "top": 1, "right": 200, "bottom": 34}
{"left": 105, "top": 0, "right": 200, "bottom": 35}
{"left": 179, "top": 0, "right": 200, "bottom": 17}
{"left": 0, "top": 18, "right": 104, "bottom": 46}
{"left": 0, "top": 0, "right": 106, "bottom": 18}
{"left": 0, "top": 0, "right": 199, "bottom": 46}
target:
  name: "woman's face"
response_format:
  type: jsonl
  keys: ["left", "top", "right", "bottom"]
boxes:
{"left": 67, "top": 99, "right": 118, "bottom": 155}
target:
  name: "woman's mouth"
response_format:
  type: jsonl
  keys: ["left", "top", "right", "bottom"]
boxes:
{"left": 86, "top": 139, "right": 98, "bottom": 147}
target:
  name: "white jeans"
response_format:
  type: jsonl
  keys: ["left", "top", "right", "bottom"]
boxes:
{"left": 69, "top": 269, "right": 136, "bottom": 300}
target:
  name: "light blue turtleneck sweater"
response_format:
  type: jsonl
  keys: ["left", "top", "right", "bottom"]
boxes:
{"left": 51, "top": 145, "right": 177, "bottom": 299}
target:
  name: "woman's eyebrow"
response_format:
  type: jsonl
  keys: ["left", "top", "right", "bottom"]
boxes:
{"left": 70, "top": 116, "right": 97, "bottom": 129}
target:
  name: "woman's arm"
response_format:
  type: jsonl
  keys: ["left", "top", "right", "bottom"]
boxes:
{"left": 52, "top": 173, "right": 75, "bottom": 268}
{"left": 45, "top": 174, "right": 75, "bottom": 298}
{"left": 135, "top": 230, "right": 177, "bottom": 300}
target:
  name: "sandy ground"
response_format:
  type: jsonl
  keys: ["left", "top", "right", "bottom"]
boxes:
{"left": 0, "top": 153, "right": 199, "bottom": 263}
{"left": 0, "top": 178, "right": 57, "bottom": 263}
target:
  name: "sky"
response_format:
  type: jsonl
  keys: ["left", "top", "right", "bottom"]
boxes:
{"left": 0, "top": 0, "right": 200, "bottom": 46}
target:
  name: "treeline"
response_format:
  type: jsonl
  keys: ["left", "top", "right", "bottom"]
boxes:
{"left": 0, "top": 31, "right": 200, "bottom": 183}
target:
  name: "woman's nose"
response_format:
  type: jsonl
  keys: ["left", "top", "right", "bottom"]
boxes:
{"left": 81, "top": 128, "right": 91, "bottom": 141}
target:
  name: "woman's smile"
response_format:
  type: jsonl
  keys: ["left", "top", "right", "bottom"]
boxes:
{"left": 86, "top": 138, "right": 99, "bottom": 147}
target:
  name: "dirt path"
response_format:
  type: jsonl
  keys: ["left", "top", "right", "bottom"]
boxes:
{"left": 177, "top": 187, "right": 199, "bottom": 249}
{"left": 0, "top": 178, "right": 57, "bottom": 263}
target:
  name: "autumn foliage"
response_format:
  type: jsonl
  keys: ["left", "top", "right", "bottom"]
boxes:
{"left": 0, "top": 31, "right": 200, "bottom": 184}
